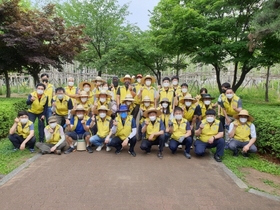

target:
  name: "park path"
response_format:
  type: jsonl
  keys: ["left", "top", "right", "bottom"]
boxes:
{"left": 0, "top": 146, "right": 279, "bottom": 210}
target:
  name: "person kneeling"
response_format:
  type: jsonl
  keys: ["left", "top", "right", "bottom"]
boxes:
{"left": 168, "top": 107, "right": 192, "bottom": 159}
{"left": 195, "top": 109, "right": 224, "bottom": 162}
{"left": 228, "top": 110, "right": 257, "bottom": 158}
{"left": 36, "top": 116, "right": 67, "bottom": 155}
{"left": 105, "top": 105, "right": 137, "bottom": 156}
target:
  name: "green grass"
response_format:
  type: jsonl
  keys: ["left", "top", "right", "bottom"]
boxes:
{"left": 262, "top": 179, "right": 280, "bottom": 189}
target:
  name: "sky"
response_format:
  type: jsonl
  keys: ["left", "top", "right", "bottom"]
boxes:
{"left": 117, "top": 0, "right": 160, "bottom": 31}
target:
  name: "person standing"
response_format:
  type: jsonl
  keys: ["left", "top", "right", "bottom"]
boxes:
{"left": 137, "top": 75, "right": 158, "bottom": 107}
{"left": 65, "top": 77, "right": 78, "bottom": 104}
{"left": 40, "top": 73, "right": 55, "bottom": 121}
{"left": 116, "top": 74, "right": 136, "bottom": 107}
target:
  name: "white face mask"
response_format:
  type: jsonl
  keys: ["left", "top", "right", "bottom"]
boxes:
{"left": 181, "top": 88, "right": 188, "bottom": 93}
{"left": 206, "top": 117, "right": 215, "bottom": 123}
{"left": 149, "top": 116, "right": 156, "bottom": 121}
{"left": 99, "top": 113, "right": 106, "bottom": 118}
{"left": 37, "top": 89, "right": 44, "bottom": 95}
{"left": 185, "top": 101, "right": 192, "bottom": 107}
{"left": 57, "top": 94, "right": 64, "bottom": 100}
{"left": 49, "top": 122, "right": 57, "bottom": 128}
{"left": 81, "top": 98, "right": 87, "bottom": 103}
{"left": 204, "top": 100, "right": 211, "bottom": 105}
{"left": 226, "top": 93, "right": 233, "bottom": 99}
{"left": 163, "top": 82, "right": 169, "bottom": 88}
{"left": 239, "top": 118, "right": 248, "bottom": 123}
{"left": 144, "top": 102, "right": 150, "bottom": 107}
{"left": 137, "top": 78, "right": 141, "bottom": 83}
{"left": 102, "top": 87, "right": 108, "bottom": 91}
{"left": 77, "top": 114, "right": 84, "bottom": 119}
{"left": 68, "top": 82, "right": 74, "bottom": 87}
{"left": 162, "top": 103, "right": 168, "bottom": 108}
{"left": 172, "top": 80, "right": 178, "bottom": 86}
{"left": 84, "top": 87, "right": 90, "bottom": 92}
{"left": 174, "top": 114, "right": 182, "bottom": 120}
{"left": 126, "top": 101, "right": 132, "bottom": 106}
{"left": 20, "top": 118, "right": 28, "bottom": 124}
{"left": 145, "top": 80, "right": 151, "bottom": 86}
{"left": 100, "top": 98, "right": 106, "bottom": 103}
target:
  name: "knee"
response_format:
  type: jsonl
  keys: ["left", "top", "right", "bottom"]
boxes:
{"left": 186, "top": 137, "right": 192, "bottom": 144}
{"left": 228, "top": 140, "right": 237, "bottom": 150}
{"left": 140, "top": 142, "right": 148, "bottom": 150}
{"left": 195, "top": 147, "right": 205, "bottom": 156}
{"left": 250, "top": 145, "right": 257, "bottom": 153}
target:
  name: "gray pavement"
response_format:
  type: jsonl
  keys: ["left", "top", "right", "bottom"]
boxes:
{"left": 0, "top": 146, "right": 279, "bottom": 210}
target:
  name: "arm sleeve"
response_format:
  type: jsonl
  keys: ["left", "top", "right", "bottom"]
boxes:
{"left": 70, "top": 117, "right": 74, "bottom": 125}
{"left": 116, "top": 87, "right": 120, "bottom": 95}
{"left": 186, "top": 122, "right": 191, "bottom": 130}
{"left": 131, "top": 118, "right": 136, "bottom": 128}
{"left": 220, "top": 101, "right": 225, "bottom": 108}
{"left": 128, "top": 128, "right": 136, "bottom": 139}
{"left": 218, "top": 122, "right": 224, "bottom": 132}
{"left": 44, "top": 128, "right": 52, "bottom": 141}
{"left": 55, "top": 126, "right": 66, "bottom": 147}
{"left": 194, "top": 105, "right": 202, "bottom": 116}
{"left": 159, "top": 120, "right": 165, "bottom": 131}
{"left": 250, "top": 124, "right": 257, "bottom": 138}
{"left": 86, "top": 118, "right": 92, "bottom": 126}
{"left": 26, "top": 94, "right": 33, "bottom": 105}
{"left": 228, "top": 123, "right": 234, "bottom": 133}
{"left": 237, "top": 99, "right": 242, "bottom": 108}
{"left": 217, "top": 94, "right": 222, "bottom": 105}
{"left": 29, "top": 123, "right": 34, "bottom": 131}
{"left": 68, "top": 99, "right": 73, "bottom": 110}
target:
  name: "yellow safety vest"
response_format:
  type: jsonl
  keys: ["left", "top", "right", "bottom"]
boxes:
{"left": 96, "top": 100, "right": 109, "bottom": 109}
{"left": 180, "top": 104, "right": 196, "bottom": 122}
{"left": 53, "top": 95, "right": 70, "bottom": 116}
{"left": 16, "top": 120, "right": 33, "bottom": 138}
{"left": 134, "top": 83, "right": 142, "bottom": 104}
{"left": 119, "top": 86, "right": 132, "bottom": 103}
{"left": 178, "top": 92, "right": 190, "bottom": 106}
{"left": 222, "top": 94, "right": 240, "bottom": 116}
{"left": 233, "top": 120, "right": 251, "bottom": 142}
{"left": 45, "top": 124, "right": 61, "bottom": 144}
{"left": 172, "top": 86, "right": 181, "bottom": 96}
{"left": 171, "top": 118, "right": 188, "bottom": 141}
{"left": 141, "top": 86, "right": 155, "bottom": 102}
{"left": 146, "top": 118, "right": 161, "bottom": 141}
{"left": 72, "top": 115, "right": 90, "bottom": 131}
{"left": 199, "top": 101, "right": 214, "bottom": 120}
{"left": 140, "top": 104, "right": 154, "bottom": 112}
{"left": 115, "top": 115, "right": 133, "bottom": 140}
{"left": 96, "top": 116, "right": 111, "bottom": 138}
{"left": 28, "top": 91, "right": 48, "bottom": 114}
{"left": 75, "top": 101, "right": 91, "bottom": 112}
{"left": 65, "top": 86, "right": 77, "bottom": 103}
{"left": 44, "top": 83, "right": 55, "bottom": 107}
{"left": 199, "top": 119, "right": 220, "bottom": 143}
{"left": 159, "top": 88, "right": 174, "bottom": 105}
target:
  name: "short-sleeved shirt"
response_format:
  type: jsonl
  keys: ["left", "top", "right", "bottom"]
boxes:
{"left": 228, "top": 122, "right": 256, "bottom": 138}
{"left": 70, "top": 117, "right": 92, "bottom": 135}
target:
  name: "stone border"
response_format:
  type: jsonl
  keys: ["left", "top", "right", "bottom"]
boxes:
{"left": 0, "top": 153, "right": 41, "bottom": 187}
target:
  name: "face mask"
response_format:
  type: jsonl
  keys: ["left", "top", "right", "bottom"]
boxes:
{"left": 204, "top": 100, "right": 211, "bottom": 105}
{"left": 77, "top": 114, "right": 84, "bottom": 119}
{"left": 20, "top": 118, "right": 28, "bottom": 124}
{"left": 239, "top": 118, "right": 248, "bottom": 123}
{"left": 149, "top": 116, "right": 156, "bottom": 121}
{"left": 145, "top": 80, "right": 151, "bottom": 86}
{"left": 181, "top": 88, "right": 188, "bottom": 93}
{"left": 137, "top": 78, "right": 141, "bottom": 83}
{"left": 57, "top": 94, "right": 64, "bottom": 100}
{"left": 49, "top": 122, "right": 57, "bottom": 128}
{"left": 174, "top": 114, "right": 182, "bottom": 120}
{"left": 206, "top": 117, "right": 215, "bottom": 123}
{"left": 226, "top": 94, "right": 233, "bottom": 99}
{"left": 172, "top": 80, "right": 178, "bottom": 86}
{"left": 84, "top": 87, "right": 90, "bottom": 92}
{"left": 144, "top": 102, "right": 150, "bottom": 107}
{"left": 113, "top": 81, "right": 118, "bottom": 87}
{"left": 120, "top": 112, "right": 127, "bottom": 118}
{"left": 81, "top": 98, "right": 87, "bottom": 103}
{"left": 185, "top": 101, "right": 192, "bottom": 107}
{"left": 99, "top": 113, "right": 106, "bottom": 118}
{"left": 100, "top": 98, "right": 106, "bottom": 103}
{"left": 102, "top": 87, "right": 108, "bottom": 91}
{"left": 221, "top": 89, "right": 226, "bottom": 93}
{"left": 42, "top": 79, "right": 48, "bottom": 83}
{"left": 163, "top": 82, "right": 169, "bottom": 88}
{"left": 162, "top": 103, "right": 168, "bottom": 108}
{"left": 68, "top": 82, "right": 74, "bottom": 87}
{"left": 37, "top": 89, "right": 44, "bottom": 95}
{"left": 126, "top": 101, "right": 132, "bottom": 106}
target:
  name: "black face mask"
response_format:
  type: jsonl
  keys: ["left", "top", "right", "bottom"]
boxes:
{"left": 113, "top": 81, "right": 118, "bottom": 87}
{"left": 124, "top": 81, "right": 130, "bottom": 88}
{"left": 221, "top": 89, "right": 226, "bottom": 93}
{"left": 42, "top": 79, "right": 48, "bottom": 83}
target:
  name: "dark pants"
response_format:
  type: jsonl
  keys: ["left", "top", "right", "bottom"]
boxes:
{"left": 169, "top": 137, "right": 192, "bottom": 153}
{"left": 228, "top": 139, "right": 257, "bottom": 153}
{"left": 36, "top": 142, "right": 67, "bottom": 153}
{"left": 220, "top": 116, "right": 225, "bottom": 129}
{"left": 165, "top": 133, "right": 171, "bottom": 143}
{"left": 108, "top": 136, "right": 136, "bottom": 152}
{"left": 140, "top": 134, "right": 165, "bottom": 152}
{"left": 131, "top": 104, "right": 140, "bottom": 120}
{"left": 28, "top": 112, "right": 45, "bottom": 142}
{"left": 9, "top": 134, "right": 36, "bottom": 149}
{"left": 195, "top": 138, "right": 225, "bottom": 157}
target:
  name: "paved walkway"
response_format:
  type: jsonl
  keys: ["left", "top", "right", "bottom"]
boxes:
{"left": 0, "top": 146, "right": 279, "bottom": 210}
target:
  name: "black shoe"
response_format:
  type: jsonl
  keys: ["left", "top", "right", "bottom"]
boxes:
{"left": 233, "top": 150, "right": 239, "bottom": 157}
{"left": 64, "top": 147, "right": 74, "bottom": 154}
{"left": 86, "top": 146, "right": 93, "bottom": 153}
{"left": 115, "top": 149, "right": 121, "bottom": 154}
{"left": 242, "top": 152, "right": 249, "bottom": 158}
{"left": 214, "top": 154, "right": 222, "bottom": 162}
{"left": 128, "top": 150, "right": 136, "bottom": 157}
{"left": 157, "top": 152, "right": 163, "bottom": 159}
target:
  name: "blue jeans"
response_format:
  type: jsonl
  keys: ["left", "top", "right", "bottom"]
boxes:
{"left": 46, "top": 107, "right": 52, "bottom": 123}
{"left": 228, "top": 139, "right": 257, "bottom": 153}
{"left": 195, "top": 138, "right": 225, "bottom": 157}
{"left": 169, "top": 137, "right": 192, "bottom": 153}
{"left": 164, "top": 133, "right": 171, "bottom": 143}
{"left": 89, "top": 135, "right": 105, "bottom": 146}
{"left": 28, "top": 112, "right": 45, "bottom": 142}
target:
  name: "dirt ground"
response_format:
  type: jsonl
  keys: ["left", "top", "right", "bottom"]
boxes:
{"left": 241, "top": 167, "right": 280, "bottom": 196}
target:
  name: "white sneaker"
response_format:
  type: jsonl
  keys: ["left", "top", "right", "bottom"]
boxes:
{"left": 178, "top": 145, "right": 183, "bottom": 149}
{"left": 96, "top": 144, "right": 104, "bottom": 151}
{"left": 165, "top": 143, "right": 169, "bottom": 148}
{"left": 106, "top": 146, "right": 111, "bottom": 152}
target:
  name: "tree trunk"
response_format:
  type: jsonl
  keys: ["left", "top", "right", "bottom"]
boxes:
{"left": 213, "top": 64, "right": 222, "bottom": 93}
{"left": 98, "top": 70, "right": 102, "bottom": 76}
{"left": 4, "top": 70, "right": 11, "bottom": 98}
{"left": 31, "top": 72, "right": 40, "bottom": 86}
{"left": 232, "top": 62, "right": 238, "bottom": 87}
{"left": 232, "top": 66, "right": 253, "bottom": 92}
{"left": 265, "top": 66, "right": 270, "bottom": 102}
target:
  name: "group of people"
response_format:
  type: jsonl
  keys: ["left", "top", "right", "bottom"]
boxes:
{"left": 8, "top": 73, "right": 257, "bottom": 161}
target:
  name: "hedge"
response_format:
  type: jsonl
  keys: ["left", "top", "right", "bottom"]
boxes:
{"left": 0, "top": 98, "right": 28, "bottom": 139}
{"left": 244, "top": 103, "right": 280, "bottom": 159}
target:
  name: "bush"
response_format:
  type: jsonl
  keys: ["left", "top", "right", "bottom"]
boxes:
{"left": 244, "top": 103, "right": 280, "bottom": 159}
{"left": 0, "top": 98, "right": 28, "bottom": 139}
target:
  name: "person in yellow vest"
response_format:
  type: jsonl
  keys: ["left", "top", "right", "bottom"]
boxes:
{"left": 134, "top": 74, "right": 143, "bottom": 105}
{"left": 92, "top": 76, "right": 105, "bottom": 100}
{"left": 92, "top": 90, "right": 111, "bottom": 114}
{"left": 140, "top": 107, "right": 165, "bottom": 159}
{"left": 65, "top": 77, "right": 78, "bottom": 104}
{"left": 217, "top": 82, "right": 231, "bottom": 126}
{"left": 199, "top": 94, "right": 215, "bottom": 120}
{"left": 9, "top": 111, "right": 36, "bottom": 152}
{"left": 121, "top": 94, "right": 138, "bottom": 119}
{"left": 116, "top": 74, "right": 136, "bottom": 107}
{"left": 195, "top": 87, "right": 208, "bottom": 103}
{"left": 64, "top": 105, "right": 93, "bottom": 154}
{"left": 159, "top": 98, "right": 173, "bottom": 147}
{"left": 52, "top": 87, "right": 73, "bottom": 126}
{"left": 41, "top": 73, "right": 55, "bottom": 121}
{"left": 138, "top": 96, "right": 154, "bottom": 140}
{"left": 78, "top": 81, "right": 95, "bottom": 105}
{"left": 228, "top": 110, "right": 257, "bottom": 157}
{"left": 157, "top": 77, "right": 176, "bottom": 110}
{"left": 176, "top": 83, "right": 190, "bottom": 107}
{"left": 110, "top": 76, "right": 119, "bottom": 101}
{"left": 137, "top": 75, "right": 158, "bottom": 107}
{"left": 74, "top": 91, "right": 92, "bottom": 114}
{"left": 27, "top": 83, "right": 48, "bottom": 142}
{"left": 89, "top": 105, "right": 113, "bottom": 152}
{"left": 35, "top": 116, "right": 67, "bottom": 155}
{"left": 168, "top": 107, "right": 192, "bottom": 158}
{"left": 171, "top": 76, "right": 181, "bottom": 96}
{"left": 194, "top": 109, "right": 224, "bottom": 162}
{"left": 105, "top": 105, "right": 137, "bottom": 156}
